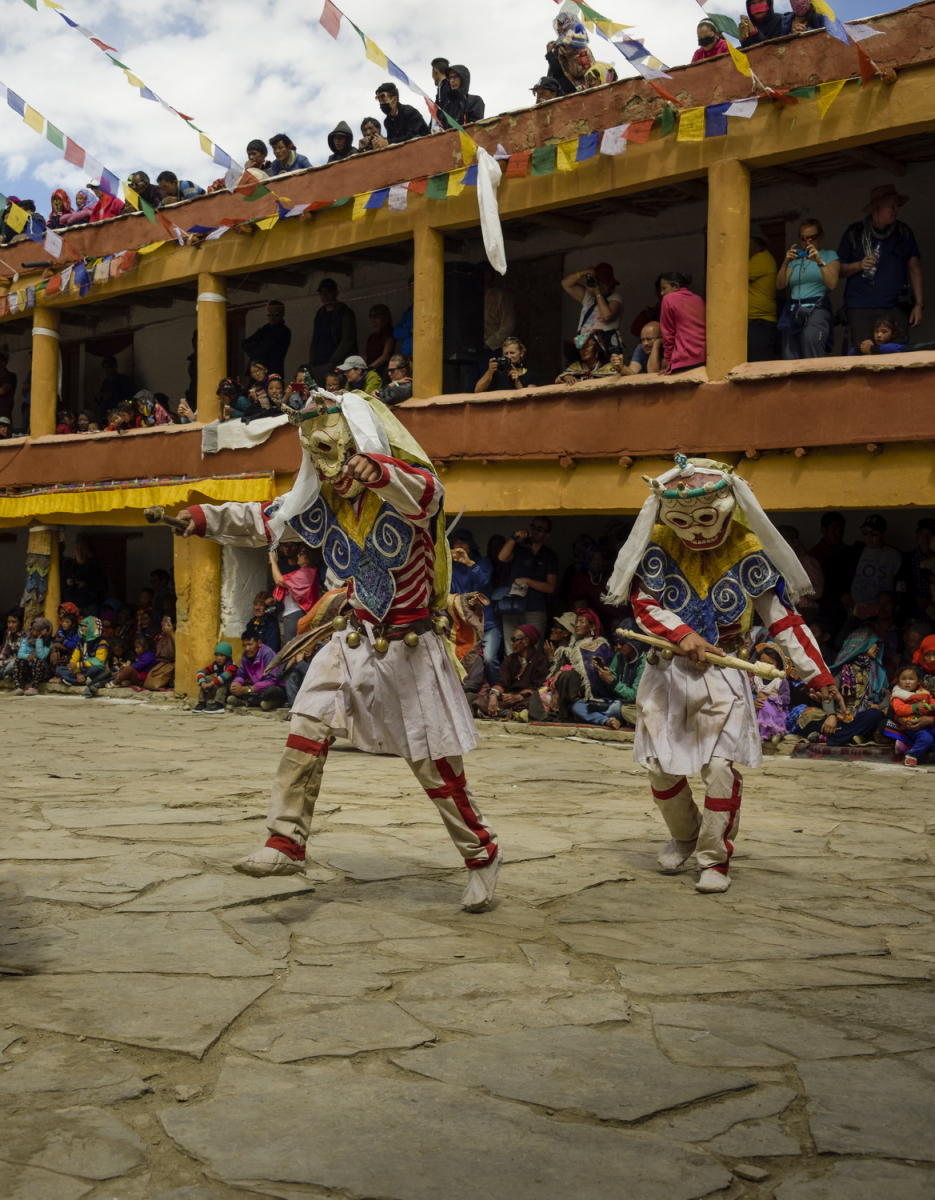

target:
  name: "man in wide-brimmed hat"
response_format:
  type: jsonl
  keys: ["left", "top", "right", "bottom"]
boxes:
{"left": 838, "top": 182, "right": 923, "bottom": 349}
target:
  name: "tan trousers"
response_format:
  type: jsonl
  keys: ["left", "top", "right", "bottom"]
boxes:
{"left": 267, "top": 713, "right": 498, "bottom": 869}
{"left": 647, "top": 756, "right": 742, "bottom": 874}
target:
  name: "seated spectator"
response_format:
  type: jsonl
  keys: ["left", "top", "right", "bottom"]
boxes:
{"left": 556, "top": 333, "right": 617, "bottom": 384}
{"left": 132, "top": 390, "right": 173, "bottom": 427}
{"left": 359, "top": 116, "right": 387, "bottom": 152}
{"left": 850, "top": 315, "right": 909, "bottom": 356}
{"left": 475, "top": 337, "right": 536, "bottom": 393}
{"left": 50, "top": 605, "right": 80, "bottom": 671}
{"left": 309, "top": 278, "right": 357, "bottom": 382}
{"left": 562, "top": 263, "right": 623, "bottom": 356}
{"left": 59, "top": 188, "right": 95, "bottom": 227}
{"left": 0, "top": 607, "right": 23, "bottom": 679}
{"left": 269, "top": 546, "right": 320, "bottom": 642}
{"left": 112, "top": 633, "right": 156, "bottom": 688}
{"left": 176, "top": 398, "right": 196, "bottom": 423}
{"left": 777, "top": 219, "right": 839, "bottom": 359}
{"left": 531, "top": 76, "right": 562, "bottom": 104}
{"left": 915, "top": 634, "right": 935, "bottom": 689}
{"left": 448, "top": 592, "right": 487, "bottom": 706}
{"left": 476, "top": 624, "right": 549, "bottom": 719}
{"left": 229, "top": 632, "right": 285, "bottom": 710}
{"left": 0, "top": 416, "right": 12, "bottom": 438}
{"left": 376, "top": 354, "right": 413, "bottom": 406}
{"left": 541, "top": 612, "right": 574, "bottom": 664}
{"left": 886, "top": 662, "right": 935, "bottom": 766}
{"left": 128, "top": 171, "right": 163, "bottom": 207}
{"left": 604, "top": 627, "right": 646, "bottom": 728}
{"left": 143, "top": 615, "right": 176, "bottom": 691}
{"left": 739, "top": 0, "right": 784, "bottom": 46}
{"left": 283, "top": 368, "right": 311, "bottom": 412}
{"left": 245, "top": 591, "right": 282, "bottom": 652}
{"left": 267, "top": 133, "right": 312, "bottom": 176}
{"left": 748, "top": 236, "right": 779, "bottom": 361}
{"left": 366, "top": 304, "right": 396, "bottom": 378}
{"left": 247, "top": 360, "right": 270, "bottom": 393}
{"left": 75, "top": 411, "right": 98, "bottom": 433}
{"left": 659, "top": 272, "right": 706, "bottom": 373}
{"left": 325, "top": 369, "right": 347, "bottom": 394}
{"left": 583, "top": 61, "right": 617, "bottom": 88}
{"left": 692, "top": 19, "right": 728, "bottom": 60}
{"left": 612, "top": 321, "right": 664, "bottom": 376}
{"left": 241, "top": 388, "right": 275, "bottom": 423}
{"left": 47, "top": 189, "right": 73, "bottom": 229}
{"left": 5, "top": 199, "right": 46, "bottom": 243}
{"left": 375, "top": 82, "right": 430, "bottom": 144}
{"left": 55, "top": 409, "right": 76, "bottom": 434}
{"left": 217, "top": 378, "right": 249, "bottom": 420}
{"left": 267, "top": 375, "right": 285, "bottom": 406}
{"left": 551, "top": 609, "right": 620, "bottom": 728}
{"left": 784, "top": 0, "right": 827, "bottom": 33}
{"left": 105, "top": 404, "right": 133, "bottom": 431}
{"left": 244, "top": 139, "right": 270, "bottom": 179}
{"left": 13, "top": 617, "right": 53, "bottom": 695}
{"left": 57, "top": 615, "right": 110, "bottom": 697}
{"left": 192, "top": 641, "right": 237, "bottom": 713}
{"left": 243, "top": 300, "right": 291, "bottom": 378}
{"left": 445, "top": 65, "right": 485, "bottom": 124}
{"left": 790, "top": 628, "right": 888, "bottom": 745}
{"left": 751, "top": 642, "right": 791, "bottom": 744}
{"left": 327, "top": 121, "right": 358, "bottom": 162}
{"left": 336, "top": 355, "right": 382, "bottom": 395}
{"left": 157, "top": 171, "right": 206, "bottom": 205}
{"left": 87, "top": 182, "right": 128, "bottom": 223}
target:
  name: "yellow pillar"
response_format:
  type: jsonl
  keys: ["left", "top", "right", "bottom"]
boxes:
{"left": 412, "top": 223, "right": 444, "bottom": 399}
{"left": 173, "top": 534, "right": 221, "bottom": 699}
{"left": 196, "top": 273, "right": 228, "bottom": 423}
{"left": 31, "top": 307, "right": 60, "bottom": 437}
{"left": 43, "top": 528, "right": 61, "bottom": 625}
{"left": 705, "top": 159, "right": 751, "bottom": 381}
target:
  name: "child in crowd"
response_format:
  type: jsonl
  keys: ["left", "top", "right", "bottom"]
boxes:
{"left": 112, "top": 633, "right": 157, "bottom": 688}
{"left": 193, "top": 641, "right": 237, "bottom": 713}
{"left": 13, "top": 616, "right": 53, "bottom": 694}
{"left": 852, "top": 316, "right": 909, "bottom": 356}
{"left": 143, "top": 615, "right": 176, "bottom": 690}
{"left": 244, "top": 591, "right": 281, "bottom": 652}
{"left": 57, "top": 615, "right": 110, "bottom": 698}
{"left": 887, "top": 663, "right": 935, "bottom": 767}
{"left": 752, "top": 642, "right": 791, "bottom": 745}
{"left": 283, "top": 369, "right": 311, "bottom": 412}
{"left": 325, "top": 369, "right": 346, "bottom": 393}
{"left": 228, "top": 632, "right": 286, "bottom": 710}
{"left": 0, "top": 608, "right": 24, "bottom": 679}
{"left": 50, "top": 609, "right": 82, "bottom": 669}
{"left": 267, "top": 375, "right": 285, "bottom": 406}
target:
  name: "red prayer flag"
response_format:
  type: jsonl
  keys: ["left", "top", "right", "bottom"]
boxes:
{"left": 320, "top": 0, "right": 342, "bottom": 39}
{"left": 505, "top": 150, "right": 532, "bottom": 178}
{"left": 90, "top": 37, "right": 117, "bottom": 51}
{"left": 649, "top": 80, "right": 680, "bottom": 105}
{"left": 624, "top": 120, "right": 654, "bottom": 143}
{"left": 856, "top": 44, "right": 876, "bottom": 85}
{"left": 407, "top": 177, "right": 429, "bottom": 195}
{"left": 64, "top": 138, "right": 86, "bottom": 167}
{"left": 44, "top": 274, "right": 63, "bottom": 297}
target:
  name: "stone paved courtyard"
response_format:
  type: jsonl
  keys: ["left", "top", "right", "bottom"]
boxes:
{"left": 1, "top": 694, "right": 934, "bottom": 1199}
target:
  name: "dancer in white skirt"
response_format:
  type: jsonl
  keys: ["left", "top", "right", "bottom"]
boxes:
{"left": 605, "top": 456, "right": 842, "bottom": 894}
{"left": 176, "top": 390, "right": 499, "bottom": 912}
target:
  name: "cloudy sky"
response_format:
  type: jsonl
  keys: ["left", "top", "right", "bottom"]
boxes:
{"left": 2, "top": 0, "right": 876, "bottom": 210}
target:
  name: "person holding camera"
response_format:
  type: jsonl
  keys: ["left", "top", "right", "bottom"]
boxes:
{"left": 474, "top": 337, "right": 536, "bottom": 393}
{"left": 776, "top": 219, "right": 840, "bottom": 359}
{"left": 496, "top": 518, "right": 559, "bottom": 647}
{"left": 562, "top": 263, "right": 623, "bottom": 355}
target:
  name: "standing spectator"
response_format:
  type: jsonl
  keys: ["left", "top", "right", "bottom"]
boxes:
{"left": 336, "top": 356, "right": 382, "bottom": 395}
{"left": 366, "top": 305, "right": 396, "bottom": 378}
{"left": 659, "top": 271, "right": 706, "bottom": 373}
{"left": 497, "top": 517, "right": 559, "bottom": 645}
{"left": 143, "top": 615, "right": 176, "bottom": 691}
{"left": 562, "top": 263, "right": 623, "bottom": 355}
{"left": 739, "top": 0, "right": 785, "bottom": 46}
{"left": 87, "top": 182, "right": 127, "bottom": 223}
{"left": 612, "top": 321, "right": 663, "bottom": 376}
{"left": 0, "top": 350, "right": 16, "bottom": 422}
{"left": 748, "top": 236, "right": 779, "bottom": 361}
{"left": 228, "top": 632, "right": 286, "bottom": 710}
{"left": 545, "top": 16, "right": 592, "bottom": 94}
{"left": 244, "top": 139, "right": 270, "bottom": 179}
{"left": 128, "top": 172, "right": 163, "bottom": 207}
{"left": 326, "top": 121, "right": 358, "bottom": 163}
{"left": 531, "top": 76, "right": 562, "bottom": 104}
{"left": 850, "top": 514, "right": 903, "bottom": 617}
{"left": 904, "top": 518, "right": 935, "bottom": 618}
{"left": 46, "top": 189, "right": 73, "bottom": 229}
{"left": 811, "top": 511, "right": 857, "bottom": 633}
{"left": 376, "top": 355, "right": 413, "bottom": 406}
{"left": 777, "top": 219, "right": 840, "bottom": 359}
{"left": 266, "top": 134, "right": 313, "bottom": 175}
{"left": 431, "top": 57, "right": 452, "bottom": 116}
{"left": 217, "top": 378, "right": 250, "bottom": 421}
{"left": 784, "top": 0, "right": 827, "bottom": 33}
{"left": 0, "top": 416, "right": 12, "bottom": 438}
{"left": 243, "top": 300, "right": 291, "bottom": 378}
{"left": 156, "top": 172, "right": 205, "bottom": 205}
{"left": 445, "top": 66, "right": 485, "bottom": 125}
{"left": 477, "top": 625, "right": 549, "bottom": 719}
{"left": 192, "top": 641, "right": 237, "bottom": 713}
{"left": 55, "top": 409, "right": 76, "bottom": 434}
{"left": 325, "top": 369, "right": 347, "bottom": 394}
{"left": 269, "top": 547, "right": 319, "bottom": 643}
{"left": 375, "top": 82, "right": 430, "bottom": 143}
{"left": 692, "top": 19, "right": 728, "bottom": 60}
{"left": 62, "top": 537, "right": 104, "bottom": 611}
{"left": 475, "top": 337, "right": 536, "bottom": 393}
{"left": 359, "top": 116, "right": 387, "bottom": 152}
{"left": 13, "top": 617, "right": 53, "bottom": 695}
{"left": 96, "top": 357, "right": 135, "bottom": 422}
{"left": 308, "top": 279, "right": 357, "bottom": 382}
{"left": 557, "top": 333, "right": 616, "bottom": 384}
{"left": 849, "top": 315, "right": 909, "bottom": 356}
{"left": 483, "top": 267, "right": 516, "bottom": 354}
{"left": 245, "top": 592, "right": 282, "bottom": 652}
{"left": 776, "top": 525, "right": 824, "bottom": 623}
{"left": 0, "top": 608, "right": 23, "bottom": 680}
{"left": 838, "top": 184, "right": 923, "bottom": 349}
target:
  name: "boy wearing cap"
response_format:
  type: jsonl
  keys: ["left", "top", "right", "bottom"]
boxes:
{"left": 193, "top": 642, "right": 237, "bottom": 713}
{"left": 335, "top": 355, "right": 381, "bottom": 396}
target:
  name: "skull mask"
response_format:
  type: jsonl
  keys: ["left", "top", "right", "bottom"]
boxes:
{"left": 659, "top": 474, "right": 736, "bottom": 551}
{"left": 299, "top": 410, "right": 362, "bottom": 499}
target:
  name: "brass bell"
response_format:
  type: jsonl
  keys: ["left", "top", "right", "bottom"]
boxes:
{"left": 432, "top": 615, "right": 449, "bottom": 636}
{"left": 647, "top": 650, "right": 659, "bottom": 666}
{"left": 346, "top": 630, "right": 361, "bottom": 648}
{"left": 737, "top": 647, "right": 751, "bottom": 661}
{"left": 403, "top": 631, "right": 419, "bottom": 648}
{"left": 333, "top": 614, "right": 348, "bottom": 631}
{"left": 374, "top": 635, "right": 389, "bottom": 654}
{"left": 661, "top": 648, "right": 675, "bottom": 661}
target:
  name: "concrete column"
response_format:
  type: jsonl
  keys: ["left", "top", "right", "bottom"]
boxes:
{"left": 173, "top": 533, "right": 221, "bottom": 699}
{"left": 43, "top": 528, "right": 61, "bottom": 625}
{"left": 30, "top": 307, "right": 60, "bottom": 437}
{"left": 196, "top": 273, "right": 228, "bottom": 423}
{"left": 705, "top": 159, "right": 751, "bottom": 381}
{"left": 412, "top": 224, "right": 444, "bottom": 399}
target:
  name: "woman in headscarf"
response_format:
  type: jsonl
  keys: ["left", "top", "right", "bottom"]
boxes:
{"left": 132, "top": 390, "right": 172, "bottom": 427}
{"left": 692, "top": 19, "right": 729, "bottom": 62}
{"left": 47, "top": 189, "right": 74, "bottom": 229}
{"left": 552, "top": 608, "right": 621, "bottom": 728}
{"left": 784, "top": 0, "right": 827, "bottom": 34}
{"left": 913, "top": 634, "right": 935, "bottom": 691}
{"left": 479, "top": 623, "right": 549, "bottom": 719}
{"left": 59, "top": 189, "right": 95, "bottom": 227}
{"left": 740, "top": 0, "right": 785, "bottom": 47}
{"left": 789, "top": 629, "right": 888, "bottom": 745}
{"left": 56, "top": 615, "right": 111, "bottom": 697}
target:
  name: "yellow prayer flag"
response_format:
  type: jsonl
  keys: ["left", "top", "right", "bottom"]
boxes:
{"left": 727, "top": 41, "right": 752, "bottom": 77}
{"left": 556, "top": 138, "right": 580, "bottom": 172}
{"left": 817, "top": 79, "right": 847, "bottom": 117}
{"left": 23, "top": 105, "right": 45, "bottom": 134}
{"left": 592, "top": 19, "right": 631, "bottom": 37}
{"left": 199, "top": 133, "right": 213, "bottom": 157}
{"left": 255, "top": 215, "right": 279, "bottom": 231}
{"left": 123, "top": 185, "right": 141, "bottom": 210}
{"left": 810, "top": 0, "right": 837, "bottom": 17}
{"left": 5, "top": 204, "right": 28, "bottom": 234}
{"left": 137, "top": 241, "right": 166, "bottom": 256}
{"left": 42, "top": 1, "right": 66, "bottom": 9}
{"left": 364, "top": 37, "right": 388, "bottom": 69}
{"left": 126, "top": 73, "right": 146, "bottom": 89}
{"left": 458, "top": 131, "right": 476, "bottom": 166}
{"left": 447, "top": 168, "right": 468, "bottom": 197}
{"left": 676, "top": 107, "right": 706, "bottom": 142}
{"left": 352, "top": 194, "right": 369, "bottom": 221}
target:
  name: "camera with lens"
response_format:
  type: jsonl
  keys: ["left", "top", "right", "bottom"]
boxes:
{"left": 495, "top": 356, "right": 510, "bottom": 370}
{"left": 583, "top": 272, "right": 598, "bottom": 287}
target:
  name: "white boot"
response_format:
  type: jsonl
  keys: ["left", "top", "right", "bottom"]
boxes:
{"left": 233, "top": 843, "right": 307, "bottom": 878}
{"left": 657, "top": 838, "right": 697, "bottom": 874}
{"left": 461, "top": 853, "right": 502, "bottom": 912}
{"left": 696, "top": 867, "right": 731, "bottom": 894}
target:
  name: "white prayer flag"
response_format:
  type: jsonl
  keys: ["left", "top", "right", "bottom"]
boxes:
{"left": 205, "top": 225, "right": 230, "bottom": 241}
{"left": 388, "top": 184, "right": 409, "bottom": 212}
{"left": 600, "top": 124, "right": 630, "bottom": 156}
{"left": 725, "top": 98, "right": 759, "bottom": 118}
{"left": 43, "top": 229, "right": 63, "bottom": 259}
{"left": 844, "top": 21, "right": 881, "bottom": 41}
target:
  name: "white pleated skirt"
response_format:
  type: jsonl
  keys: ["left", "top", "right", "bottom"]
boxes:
{"left": 634, "top": 656, "right": 763, "bottom": 777}
{"left": 293, "top": 625, "right": 478, "bottom": 762}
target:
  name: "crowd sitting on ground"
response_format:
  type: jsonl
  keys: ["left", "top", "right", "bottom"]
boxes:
{"left": 3, "top": 510, "right": 934, "bottom": 761}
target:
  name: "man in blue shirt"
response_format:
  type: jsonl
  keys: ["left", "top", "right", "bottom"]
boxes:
{"left": 497, "top": 517, "right": 559, "bottom": 647}
{"left": 838, "top": 183, "right": 923, "bottom": 350}
{"left": 267, "top": 134, "right": 313, "bottom": 176}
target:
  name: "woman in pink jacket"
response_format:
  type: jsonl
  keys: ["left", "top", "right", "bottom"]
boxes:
{"left": 659, "top": 272, "right": 707, "bottom": 374}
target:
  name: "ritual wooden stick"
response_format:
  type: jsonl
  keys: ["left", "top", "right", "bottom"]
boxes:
{"left": 144, "top": 506, "right": 188, "bottom": 532}
{"left": 617, "top": 629, "right": 785, "bottom": 681}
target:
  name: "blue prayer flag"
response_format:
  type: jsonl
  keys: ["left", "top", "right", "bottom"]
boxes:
{"left": 212, "top": 146, "right": 232, "bottom": 169}
{"left": 387, "top": 60, "right": 410, "bottom": 87}
{"left": 100, "top": 169, "right": 120, "bottom": 196}
{"left": 365, "top": 188, "right": 389, "bottom": 210}
{"left": 704, "top": 103, "right": 730, "bottom": 138}
{"left": 6, "top": 90, "right": 25, "bottom": 116}
{"left": 463, "top": 164, "right": 478, "bottom": 186}
{"left": 826, "top": 18, "right": 850, "bottom": 43}
{"left": 576, "top": 131, "right": 599, "bottom": 161}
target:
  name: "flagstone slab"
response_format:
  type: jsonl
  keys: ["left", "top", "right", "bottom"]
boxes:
{"left": 749, "top": 984, "right": 935, "bottom": 1052}
{"left": 393, "top": 1026, "right": 752, "bottom": 1122}
{"left": 304, "top": 831, "right": 452, "bottom": 879}
{"left": 775, "top": 1160, "right": 935, "bottom": 1200}
{"left": 280, "top": 960, "right": 396, "bottom": 999}
{"left": 0, "top": 833, "right": 121, "bottom": 861}
{"left": 779, "top": 897, "right": 931, "bottom": 927}
{"left": 0, "top": 974, "right": 270, "bottom": 1057}
{"left": 397, "top": 986, "right": 631, "bottom": 1036}
{"left": 395, "top": 961, "right": 580, "bottom": 1001}
{"left": 116, "top": 872, "right": 322, "bottom": 911}
{"left": 0, "top": 1161, "right": 92, "bottom": 1200}
{"left": 827, "top": 821, "right": 932, "bottom": 861}
{"left": 272, "top": 899, "right": 452, "bottom": 945}
{"left": 644, "top": 1085, "right": 797, "bottom": 1142}
{"left": 499, "top": 851, "right": 635, "bottom": 904}
{"left": 0, "top": 1105, "right": 146, "bottom": 1180}
{"left": 704, "top": 1116, "right": 801, "bottom": 1157}
{"left": 0, "top": 1041, "right": 149, "bottom": 1105}
{"left": 160, "top": 1056, "right": 732, "bottom": 1200}
{"left": 616, "top": 957, "right": 930, "bottom": 996}
{"left": 41, "top": 805, "right": 257, "bottom": 829}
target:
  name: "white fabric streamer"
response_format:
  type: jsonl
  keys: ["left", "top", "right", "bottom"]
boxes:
{"left": 476, "top": 147, "right": 506, "bottom": 276}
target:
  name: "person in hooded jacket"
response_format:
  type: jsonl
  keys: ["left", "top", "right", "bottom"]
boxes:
{"left": 326, "top": 121, "right": 359, "bottom": 163}
{"left": 783, "top": 0, "right": 827, "bottom": 34}
{"left": 739, "top": 0, "right": 785, "bottom": 47}
{"left": 444, "top": 65, "right": 485, "bottom": 126}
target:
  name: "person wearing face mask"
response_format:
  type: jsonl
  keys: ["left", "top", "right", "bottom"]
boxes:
{"left": 374, "top": 82, "right": 430, "bottom": 144}
{"left": 691, "top": 19, "right": 728, "bottom": 62}
{"left": 739, "top": 0, "right": 785, "bottom": 47}
{"left": 783, "top": 0, "right": 827, "bottom": 34}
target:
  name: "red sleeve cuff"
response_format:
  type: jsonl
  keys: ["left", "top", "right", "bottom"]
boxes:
{"left": 189, "top": 504, "right": 207, "bottom": 537}
{"left": 362, "top": 455, "right": 392, "bottom": 489}
{"left": 810, "top": 670, "right": 834, "bottom": 688}
{"left": 668, "top": 623, "right": 694, "bottom": 645}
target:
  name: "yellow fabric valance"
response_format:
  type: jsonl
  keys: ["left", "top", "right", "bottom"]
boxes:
{"left": 0, "top": 475, "right": 276, "bottom": 522}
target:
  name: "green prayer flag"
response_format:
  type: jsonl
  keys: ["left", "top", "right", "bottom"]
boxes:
{"left": 45, "top": 122, "right": 65, "bottom": 150}
{"left": 531, "top": 145, "right": 557, "bottom": 176}
{"left": 330, "top": 196, "right": 351, "bottom": 207}
{"left": 659, "top": 105, "right": 676, "bottom": 137}
{"left": 22, "top": 0, "right": 38, "bottom": 9}
{"left": 140, "top": 196, "right": 157, "bottom": 224}
{"left": 426, "top": 173, "right": 450, "bottom": 200}
{"left": 708, "top": 13, "right": 741, "bottom": 39}
{"left": 790, "top": 85, "right": 819, "bottom": 98}
{"left": 242, "top": 182, "right": 271, "bottom": 201}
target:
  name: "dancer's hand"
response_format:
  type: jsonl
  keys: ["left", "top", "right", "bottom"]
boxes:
{"left": 678, "top": 632, "right": 721, "bottom": 666}
{"left": 818, "top": 683, "right": 847, "bottom": 717}
{"left": 341, "top": 454, "right": 381, "bottom": 485}
{"left": 175, "top": 508, "right": 197, "bottom": 537}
